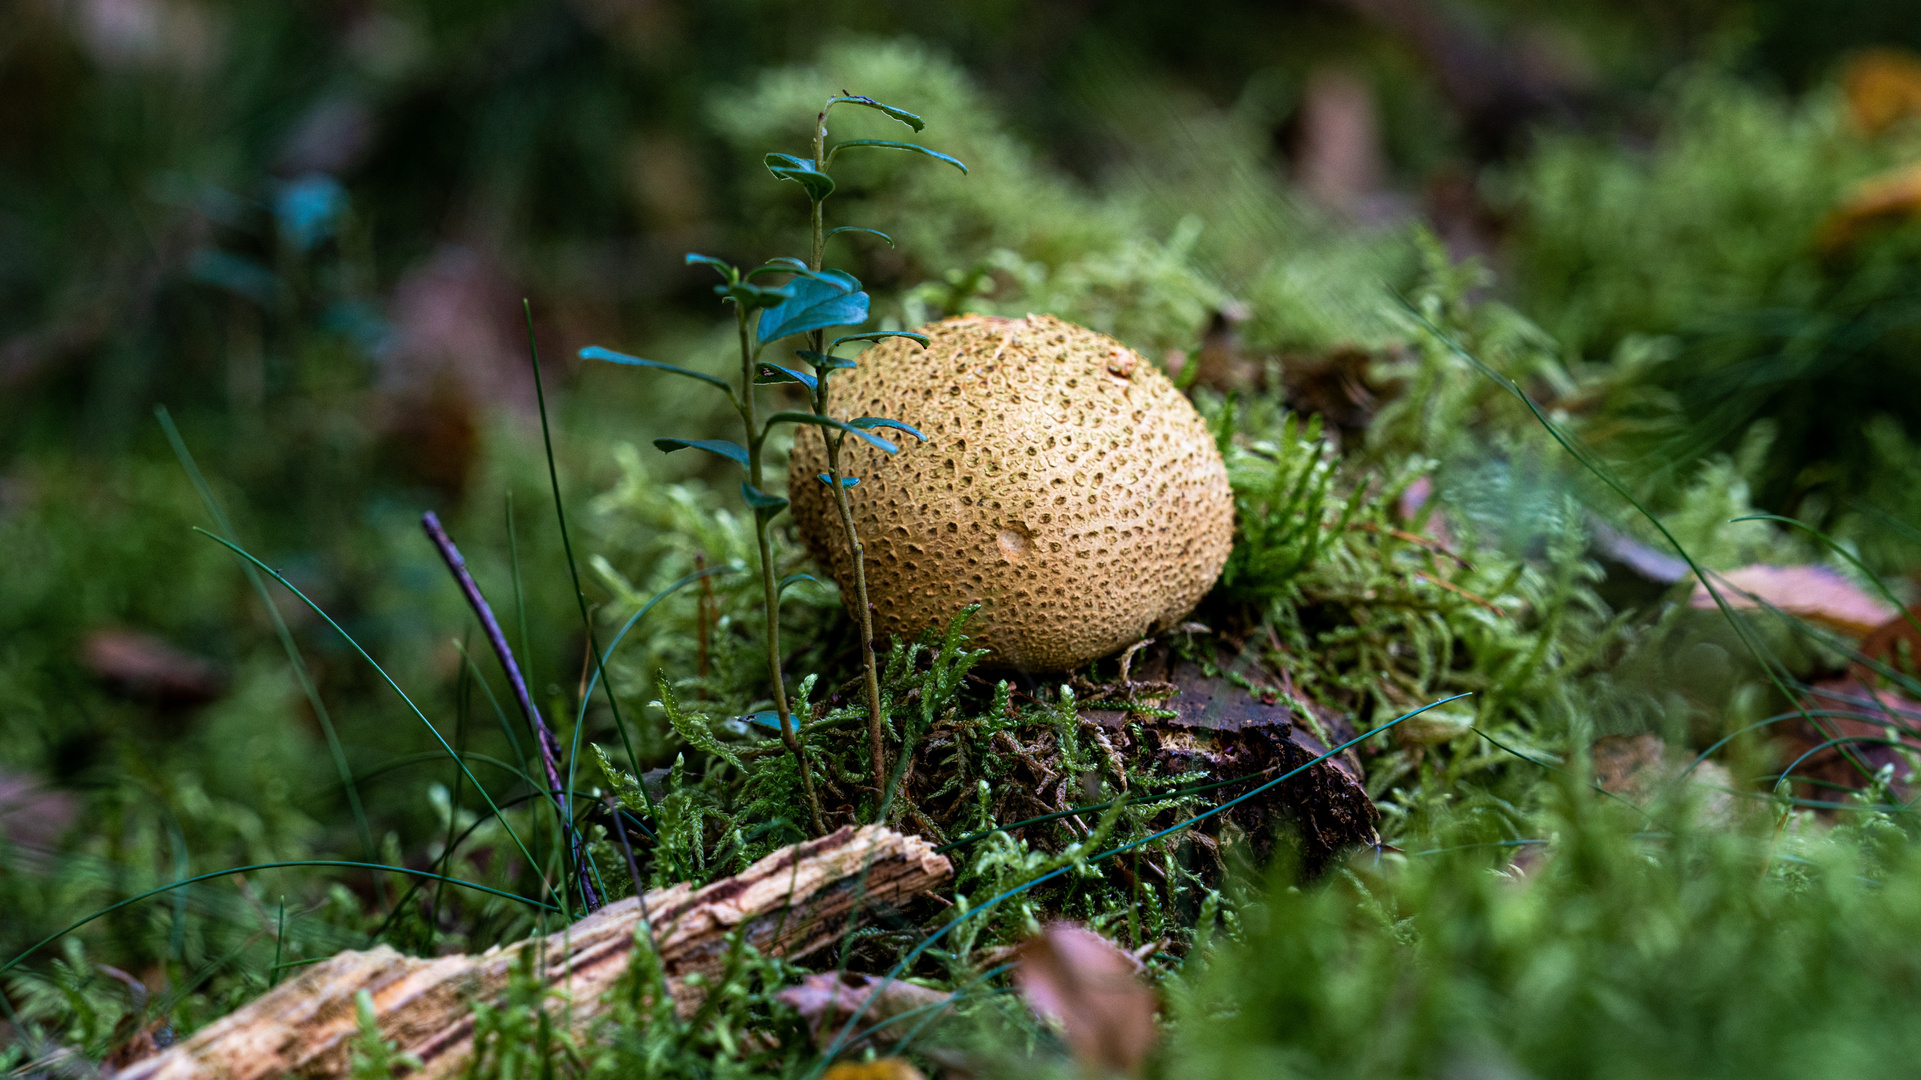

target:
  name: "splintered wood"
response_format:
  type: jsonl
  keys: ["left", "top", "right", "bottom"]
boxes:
{"left": 116, "top": 826, "right": 951, "bottom": 1080}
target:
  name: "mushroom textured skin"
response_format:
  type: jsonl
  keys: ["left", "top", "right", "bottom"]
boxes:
{"left": 788, "top": 313, "right": 1234, "bottom": 672}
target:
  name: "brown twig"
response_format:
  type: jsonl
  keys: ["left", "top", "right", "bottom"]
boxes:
{"left": 420, "top": 511, "right": 600, "bottom": 912}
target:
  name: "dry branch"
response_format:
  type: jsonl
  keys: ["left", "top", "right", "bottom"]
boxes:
{"left": 115, "top": 826, "right": 951, "bottom": 1080}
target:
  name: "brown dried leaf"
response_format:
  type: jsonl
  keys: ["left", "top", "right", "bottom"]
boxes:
{"left": 1845, "top": 48, "right": 1921, "bottom": 134}
{"left": 776, "top": 971, "right": 950, "bottom": 1046}
{"left": 81, "top": 629, "right": 226, "bottom": 707}
{"left": 1688, "top": 565, "right": 1897, "bottom": 638}
{"left": 822, "top": 1060, "right": 926, "bottom": 1080}
{"left": 1014, "top": 923, "right": 1157, "bottom": 1077}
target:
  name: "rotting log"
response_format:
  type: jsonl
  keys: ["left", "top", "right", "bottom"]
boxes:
{"left": 1079, "top": 643, "right": 1380, "bottom": 873}
{"left": 114, "top": 826, "right": 951, "bottom": 1080}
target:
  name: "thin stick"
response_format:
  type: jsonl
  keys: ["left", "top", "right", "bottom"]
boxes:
{"left": 420, "top": 511, "right": 601, "bottom": 913}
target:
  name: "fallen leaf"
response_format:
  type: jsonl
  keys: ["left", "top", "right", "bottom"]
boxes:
{"left": 81, "top": 628, "right": 226, "bottom": 707}
{"left": 822, "top": 1060, "right": 925, "bottom": 1080}
{"left": 1688, "top": 565, "right": 1897, "bottom": 638}
{"left": 0, "top": 769, "right": 78, "bottom": 849}
{"left": 777, "top": 971, "right": 950, "bottom": 1046}
{"left": 1787, "top": 677, "right": 1921, "bottom": 800}
{"left": 1844, "top": 48, "right": 1921, "bottom": 134}
{"left": 1014, "top": 923, "right": 1157, "bottom": 1077}
{"left": 1851, "top": 607, "right": 1921, "bottom": 683}
{"left": 1819, "top": 160, "right": 1921, "bottom": 251}
{"left": 1589, "top": 734, "right": 1736, "bottom": 824}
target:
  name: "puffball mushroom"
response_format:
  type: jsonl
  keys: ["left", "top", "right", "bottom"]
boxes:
{"left": 788, "top": 313, "right": 1234, "bottom": 672}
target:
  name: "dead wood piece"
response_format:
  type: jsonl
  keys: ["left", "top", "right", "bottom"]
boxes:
{"left": 115, "top": 826, "right": 951, "bottom": 1080}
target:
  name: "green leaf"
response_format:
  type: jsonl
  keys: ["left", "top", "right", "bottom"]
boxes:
{"left": 818, "top": 268, "right": 862, "bottom": 291}
{"left": 754, "top": 363, "right": 818, "bottom": 390}
{"left": 851, "top": 417, "right": 928, "bottom": 442}
{"left": 652, "top": 438, "right": 749, "bottom": 468}
{"left": 684, "top": 253, "right": 736, "bottom": 281}
{"left": 580, "top": 347, "right": 733, "bottom": 393}
{"left": 778, "top": 573, "right": 825, "bottom": 595}
{"left": 741, "top": 710, "right": 788, "bottom": 731}
{"left": 740, "top": 482, "right": 789, "bottom": 520}
{"left": 717, "top": 280, "right": 795, "bottom": 309}
{"left": 765, "top": 410, "right": 899, "bottom": 453}
{"left": 824, "top": 95, "right": 925, "bottom": 131}
{"left": 764, "top": 153, "right": 835, "bottom": 200}
{"left": 757, "top": 276, "right": 870, "bottom": 344}
{"left": 825, "top": 225, "right": 895, "bottom": 248}
{"left": 655, "top": 677, "right": 742, "bottom": 769}
{"left": 830, "top": 330, "right": 929, "bottom": 350}
{"left": 817, "top": 473, "right": 860, "bottom": 488}
{"left": 795, "top": 350, "right": 856, "bottom": 372}
{"left": 825, "top": 140, "right": 967, "bottom": 173}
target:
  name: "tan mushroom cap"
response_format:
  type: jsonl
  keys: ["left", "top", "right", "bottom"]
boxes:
{"left": 788, "top": 313, "right": 1235, "bottom": 672}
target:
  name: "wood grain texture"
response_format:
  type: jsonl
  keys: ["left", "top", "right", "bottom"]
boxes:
{"left": 114, "top": 826, "right": 951, "bottom": 1080}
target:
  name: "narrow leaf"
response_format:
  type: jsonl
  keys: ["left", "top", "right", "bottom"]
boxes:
{"left": 742, "top": 710, "right": 787, "bottom": 731}
{"left": 765, "top": 410, "right": 899, "bottom": 453}
{"left": 831, "top": 330, "right": 929, "bottom": 350}
{"left": 740, "top": 482, "right": 789, "bottom": 519}
{"left": 818, "top": 268, "right": 862, "bottom": 292}
{"left": 818, "top": 474, "right": 860, "bottom": 488}
{"left": 825, "top": 225, "right": 896, "bottom": 247}
{"left": 825, "top": 95, "right": 925, "bottom": 131}
{"left": 757, "top": 276, "right": 870, "bottom": 343}
{"left": 764, "top": 153, "right": 835, "bottom": 200}
{"left": 580, "top": 346, "right": 732, "bottom": 393}
{"left": 825, "top": 140, "right": 967, "bottom": 173}
{"left": 684, "top": 253, "right": 736, "bottom": 281}
{"left": 652, "top": 438, "right": 749, "bottom": 468}
{"left": 850, "top": 417, "right": 928, "bottom": 442}
{"left": 795, "top": 350, "right": 856, "bottom": 371}
{"left": 755, "top": 363, "right": 819, "bottom": 390}
{"left": 717, "top": 280, "right": 795, "bottom": 309}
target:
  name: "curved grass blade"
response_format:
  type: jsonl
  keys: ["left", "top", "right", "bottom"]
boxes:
{"left": 566, "top": 563, "right": 741, "bottom": 882}
{"left": 156, "top": 407, "right": 386, "bottom": 909}
{"left": 531, "top": 304, "right": 645, "bottom": 887}
{"left": 779, "top": 573, "right": 824, "bottom": 595}
{"left": 3, "top": 860, "right": 558, "bottom": 976}
{"left": 190, "top": 530, "right": 549, "bottom": 908}
{"left": 825, "top": 141, "right": 967, "bottom": 173}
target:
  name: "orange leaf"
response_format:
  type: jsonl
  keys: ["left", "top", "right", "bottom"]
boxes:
{"left": 1014, "top": 923, "right": 1157, "bottom": 1077}
{"left": 1689, "top": 565, "right": 1897, "bottom": 638}
{"left": 1844, "top": 48, "right": 1921, "bottom": 135}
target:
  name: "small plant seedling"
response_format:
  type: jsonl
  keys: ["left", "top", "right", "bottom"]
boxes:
{"left": 582, "top": 94, "right": 965, "bottom": 830}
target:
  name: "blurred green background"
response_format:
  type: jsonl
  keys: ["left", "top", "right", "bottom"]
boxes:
{"left": 13, "top": 0, "right": 1921, "bottom": 1036}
